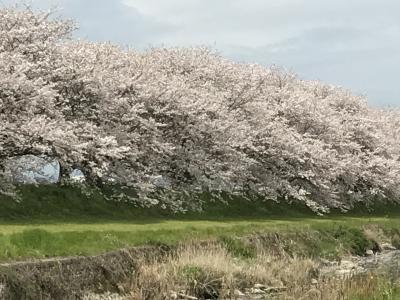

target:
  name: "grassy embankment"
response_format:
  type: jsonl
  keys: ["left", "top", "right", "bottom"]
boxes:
{"left": 0, "top": 185, "right": 400, "bottom": 263}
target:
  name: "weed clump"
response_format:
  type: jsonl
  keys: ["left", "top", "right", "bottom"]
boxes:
{"left": 219, "top": 236, "right": 256, "bottom": 259}
{"left": 327, "top": 225, "right": 374, "bottom": 256}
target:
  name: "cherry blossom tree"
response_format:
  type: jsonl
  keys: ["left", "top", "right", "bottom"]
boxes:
{"left": 1, "top": 5, "right": 400, "bottom": 212}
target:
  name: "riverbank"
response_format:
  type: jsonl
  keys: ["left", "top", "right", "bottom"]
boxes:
{"left": 1, "top": 229, "right": 400, "bottom": 299}
{"left": 2, "top": 187, "right": 400, "bottom": 298}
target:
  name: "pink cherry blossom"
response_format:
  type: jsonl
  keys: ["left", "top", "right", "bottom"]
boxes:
{"left": 1, "top": 6, "right": 399, "bottom": 212}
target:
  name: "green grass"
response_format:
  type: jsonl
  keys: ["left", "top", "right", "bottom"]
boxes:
{"left": 0, "top": 215, "right": 399, "bottom": 262}
{"left": 343, "top": 274, "right": 400, "bottom": 300}
{"left": 0, "top": 185, "right": 400, "bottom": 262}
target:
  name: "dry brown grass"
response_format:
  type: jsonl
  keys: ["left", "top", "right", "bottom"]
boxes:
{"left": 124, "top": 242, "right": 400, "bottom": 300}
{"left": 126, "top": 242, "right": 317, "bottom": 299}
{"left": 363, "top": 224, "right": 390, "bottom": 247}
{"left": 298, "top": 273, "right": 400, "bottom": 300}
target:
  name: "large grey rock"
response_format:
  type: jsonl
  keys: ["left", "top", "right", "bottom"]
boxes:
{"left": 233, "top": 289, "right": 245, "bottom": 297}
{"left": 69, "top": 169, "right": 85, "bottom": 183}
{"left": 5, "top": 155, "right": 60, "bottom": 184}
{"left": 366, "top": 249, "right": 374, "bottom": 256}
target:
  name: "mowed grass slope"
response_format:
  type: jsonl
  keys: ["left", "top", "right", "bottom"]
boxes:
{"left": 1, "top": 186, "right": 400, "bottom": 262}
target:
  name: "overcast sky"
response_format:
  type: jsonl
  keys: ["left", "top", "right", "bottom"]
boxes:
{"left": 4, "top": 0, "right": 400, "bottom": 106}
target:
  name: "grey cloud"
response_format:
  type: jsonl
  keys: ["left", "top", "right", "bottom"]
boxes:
{"left": 5, "top": 0, "right": 176, "bottom": 47}
{"left": 59, "top": 0, "right": 176, "bottom": 46}
{"left": 223, "top": 25, "right": 400, "bottom": 106}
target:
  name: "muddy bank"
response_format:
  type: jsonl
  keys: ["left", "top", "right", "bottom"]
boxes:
{"left": 0, "top": 246, "right": 171, "bottom": 300}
